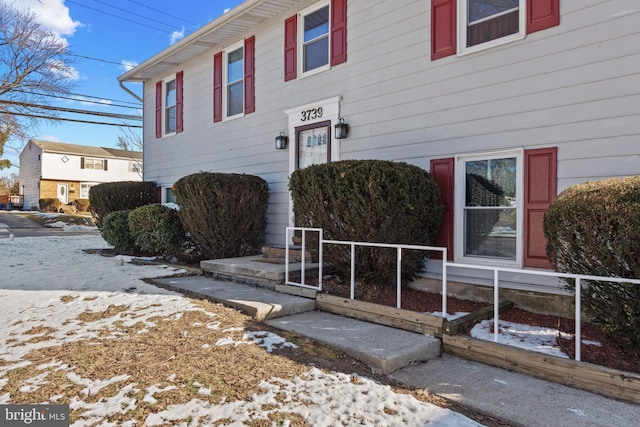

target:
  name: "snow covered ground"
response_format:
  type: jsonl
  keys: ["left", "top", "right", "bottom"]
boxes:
{"left": 0, "top": 230, "right": 485, "bottom": 426}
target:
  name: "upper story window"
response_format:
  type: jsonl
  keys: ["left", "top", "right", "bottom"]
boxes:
{"left": 302, "top": 3, "right": 330, "bottom": 75}
{"left": 431, "top": 0, "right": 560, "bottom": 60}
{"left": 155, "top": 71, "right": 183, "bottom": 138}
{"left": 128, "top": 161, "right": 142, "bottom": 173}
{"left": 81, "top": 157, "right": 108, "bottom": 171}
{"left": 225, "top": 43, "right": 245, "bottom": 118}
{"left": 460, "top": 0, "right": 524, "bottom": 54}
{"left": 213, "top": 37, "right": 255, "bottom": 123}
{"left": 284, "top": 0, "right": 347, "bottom": 81}
{"left": 164, "top": 78, "right": 177, "bottom": 134}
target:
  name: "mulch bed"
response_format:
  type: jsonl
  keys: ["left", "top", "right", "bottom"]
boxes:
{"left": 321, "top": 279, "right": 640, "bottom": 375}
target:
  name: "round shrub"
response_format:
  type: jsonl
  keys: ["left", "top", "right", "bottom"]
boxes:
{"left": 89, "top": 181, "right": 156, "bottom": 231}
{"left": 289, "top": 160, "right": 443, "bottom": 287}
{"left": 174, "top": 172, "right": 269, "bottom": 259}
{"left": 128, "top": 204, "right": 185, "bottom": 256}
{"left": 544, "top": 176, "right": 640, "bottom": 349}
{"left": 102, "top": 210, "right": 137, "bottom": 254}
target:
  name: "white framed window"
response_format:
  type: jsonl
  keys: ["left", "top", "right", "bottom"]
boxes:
{"left": 128, "top": 161, "right": 142, "bottom": 173}
{"left": 458, "top": 0, "right": 525, "bottom": 55}
{"left": 455, "top": 150, "right": 523, "bottom": 266}
{"left": 164, "top": 76, "right": 177, "bottom": 134}
{"left": 81, "top": 157, "right": 107, "bottom": 171}
{"left": 80, "top": 183, "right": 98, "bottom": 199}
{"left": 299, "top": 1, "right": 330, "bottom": 77}
{"left": 223, "top": 41, "right": 245, "bottom": 119}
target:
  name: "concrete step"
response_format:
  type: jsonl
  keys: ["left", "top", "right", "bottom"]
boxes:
{"left": 150, "top": 275, "right": 441, "bottom": 374}
{"left": 261, "top": 245, "right": 314, "bottom": 261}
{"left": 151, "top": 275, "right": 316, "bottom": 321}
{"left": 267, "top": 311, "right": 441, "bottom": 375}
{"left": 200, "top": 255, "right": 320, "bottom": 288}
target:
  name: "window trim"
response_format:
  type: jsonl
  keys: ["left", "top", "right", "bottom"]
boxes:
{"left": 454, "top": 149, "right": 523, "bottom": 267}
{"left": 222, "top": 40, "right": 246, "bottom": 121}
{"left": 298, "top": 1, "right": 331, "bottom": 79}
{"left": 457, "top": 0, "right": 525, "bottom": 56}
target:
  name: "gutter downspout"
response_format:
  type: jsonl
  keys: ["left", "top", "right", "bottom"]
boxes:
{"left": 119, "top": 81, "right": 143, "bottom": 103}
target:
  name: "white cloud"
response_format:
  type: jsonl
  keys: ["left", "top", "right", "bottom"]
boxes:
{"left": 224, "top": 8, "right": 231, "bottom": 13}
{"left": 13, "top": 0, "right": 82, "bottom": 37}
{"left": 169, "top": 27, "right": 186, "bottom": 45}
{"left": 47, "top": 58, "right": 80, "bottom": 81}
{"left": 120, "top": 60, "right": 139, "bottom": 72}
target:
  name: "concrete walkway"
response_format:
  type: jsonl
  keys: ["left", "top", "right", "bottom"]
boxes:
{"left": 150, "top": 275, "right": 640, "bottom": 427}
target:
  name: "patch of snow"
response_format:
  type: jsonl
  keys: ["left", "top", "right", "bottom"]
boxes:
{"left": 429, "top": 311, "right": 469, "bottom": 321}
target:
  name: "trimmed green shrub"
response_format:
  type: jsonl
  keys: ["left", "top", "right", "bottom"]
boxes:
{"left": 289, "top": 160, "right": 443, "bottom": 287}
{"left": 39, "top": 198, "right": 61, "bottom": 213}
{"left": 174, "top": 172, "right": 269, "bottom": 259}
{"left": 544, "top": 176, "right": 640, "bottom": 349}
{"left": 74, "top": 198, "right": 90, "bottom": 212}
{"left": 89, "top": 181, "right": 156, "bottom": 230}
{"left": 128, "top": 204, "right": 185, "bottom": 255}
{"left": 102, "top": 210, "right": 138, "bottom": 254}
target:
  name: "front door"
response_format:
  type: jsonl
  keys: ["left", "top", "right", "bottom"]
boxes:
{"left": 57, "top": 184, "right": 68, "bottom": 205}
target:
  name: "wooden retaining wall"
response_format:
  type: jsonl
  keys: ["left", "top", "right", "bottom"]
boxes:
{"left": 311, "top": 293, "right": 640, "bottom": 406}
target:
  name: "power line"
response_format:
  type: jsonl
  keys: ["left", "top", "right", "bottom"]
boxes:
{"left": 127, "top": 0, "right": 198, "bottom": 26}
{"left": 89, "top": 0, "right": 179, "bottom": 30}
{"left": 65, "top": 0, "right": 173, "bottom": 34}
{"left": 68, "top": 52, "right": 124, "bottom": 66}
{"left": 0, "top": 100, "right": 142, "bottom": 121}
{"left": 2, "top": 111, "right": 142, "bottom": 128}
{"left": 14, "top": 90, "right": 141, "bottom": 108}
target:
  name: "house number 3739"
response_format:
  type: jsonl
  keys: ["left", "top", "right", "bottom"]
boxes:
{"left": 300, "top": 107, "right": 323, "bottom": 122}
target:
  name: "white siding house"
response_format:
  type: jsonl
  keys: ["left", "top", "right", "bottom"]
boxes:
{"left": 19, "top": 139, "right": 142, "bottom": 210}
{"left": 119, "top": 0, "right": 640, "bottom": 294}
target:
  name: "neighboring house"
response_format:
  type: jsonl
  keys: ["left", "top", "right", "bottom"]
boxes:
{"left": 118, "top": 0, "right": 640, "bottom": 294}
{"left": 19, "top": 139, "right": 142, "bottom": 210}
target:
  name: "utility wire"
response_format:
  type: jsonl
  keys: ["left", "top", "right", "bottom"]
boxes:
{"left": 14, "top": 90, "right": 141, "bottom": 108}
{"left": 89, "top": 0, "right": 178, "bottom": 30}
{"left": 65, "top": 0, "right": 173, "bottom": 34}
{"left": 127, "top": 0, "right": 198, "bottom": 26}
{"left": 68, "top": 52, "right": 124, "bottom": 66}
{"left": 2, "top": 111, "right": 142, "bottom": 128}
{"left": 0, "top": 100, "right": 142, "bottom": 121}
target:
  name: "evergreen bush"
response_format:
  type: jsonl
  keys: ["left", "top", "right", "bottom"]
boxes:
{"left": 39, "top": 198, "right": 61, "bottom": 213}
{"left": 89, "top": 181, "right": 156, "bottom": 230}
{"left": 174, "top": 172, "right": 269, "bottom": 259}
{"left": 289, "top": 160, "right": 443, "bottom": 287}
{"left": 544, "top": 175, "right": 640, "bottom": 350}
{"left": 102, "top": 210, "right": 138, "bottom": 254}
{"left": 128, "top": 204, "right": 185, "bottom": 256}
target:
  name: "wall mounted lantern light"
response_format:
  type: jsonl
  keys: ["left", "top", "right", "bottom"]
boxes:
{"left": 275, "top": 131, "right": 288, "bottom": 150}
{"left": 334, "top": 117, "right": 349, "bottom": 139}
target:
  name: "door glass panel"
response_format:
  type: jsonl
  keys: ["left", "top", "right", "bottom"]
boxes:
{"left": 298, "top": 126, "right": 329, "bottom": 169}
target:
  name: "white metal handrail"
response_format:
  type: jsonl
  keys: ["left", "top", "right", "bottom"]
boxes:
{"left": 285, "top": 227, "right": 640, "bottom": 362}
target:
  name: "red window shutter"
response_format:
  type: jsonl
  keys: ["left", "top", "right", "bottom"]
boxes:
{"left": 330, "top": 0, "right": 347, "bottom": 66}
{"left": 213, "top": 52, "right": 223, "bottom": 122}
{"left": 524, "top": 147, "right": 557, "bottom": 269}
{"left": 244, "top": 36, "right": 255, "bottom": 114}
{"left": 80, "top": 157, "right": 85, "bottom": 169}
{"left": 176, "top": 71, "right": 184, "bottom": 133}
{"left": 527, "top": 0, "right": 560, "bottom": 34}
{"left": 284, "top": 15, "right": 297, "bottom": 82}
{"left": 430, "top": 158, "right": 455, "bottom": 260}
{"left": 156, "top": 186, "right": 162, "bottom": 203}
{"left": 155, "top": 81, "right": 162, "bottom": 138}
{"left": 431, "top": 0, "right": 456, "bottom": 60}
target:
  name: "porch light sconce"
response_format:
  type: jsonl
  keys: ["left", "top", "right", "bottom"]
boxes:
{"left": 334, "top": 117, "right": 349, "bottom": 139}
{"left": 275, "top": 131, "right": 288, "bottom": 150}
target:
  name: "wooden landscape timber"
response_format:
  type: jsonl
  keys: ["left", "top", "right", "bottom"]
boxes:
{"left": 316, "top": 293, "right": 444, "bottom": 336}
{"left": 444, "top": 300, "right": 514, "bottom": 335}
{"left": 313, "top": 293, "right": 640, "bottom": 405}
{"left": 443, "top": 335, "right": 640, "bottom": 406}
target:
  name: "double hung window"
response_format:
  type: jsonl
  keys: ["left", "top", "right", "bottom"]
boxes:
{"left": 302, "top": 4, "right": 330, "bottom": 74}
{"left": 225, "top": 44, "right": 244, "bottom": 118}
{"left": 460, "top": 0, "right": 524, "bottom": 54}
{"left": 164, "top": 78, "right": 177, "bottom": 134}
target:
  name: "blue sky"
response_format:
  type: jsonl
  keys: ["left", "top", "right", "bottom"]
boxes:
{"left": 2, "top": 0, "right": 244, "bottom": 178}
